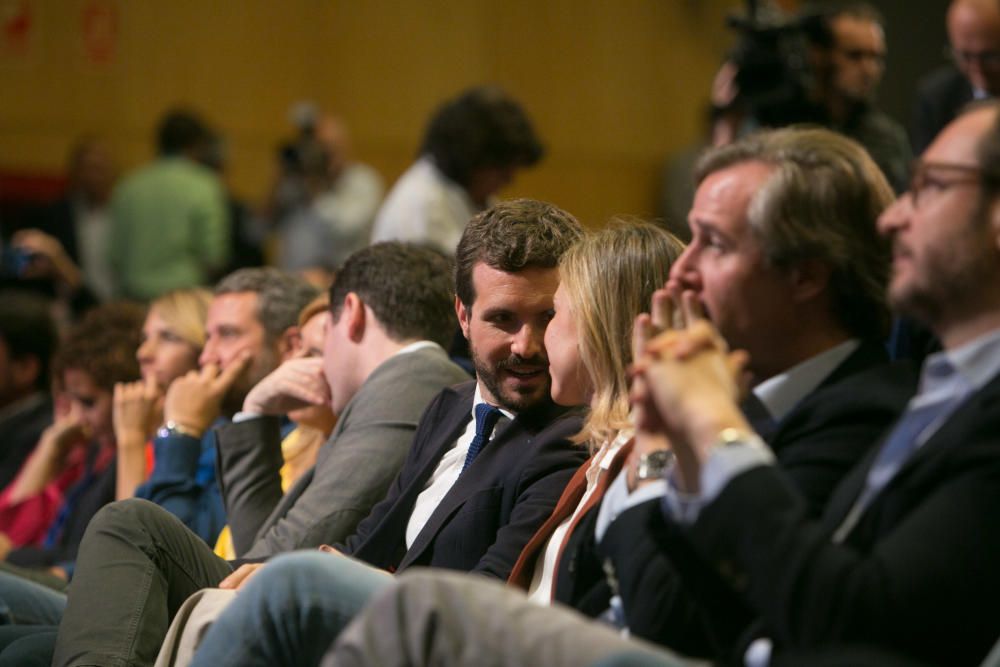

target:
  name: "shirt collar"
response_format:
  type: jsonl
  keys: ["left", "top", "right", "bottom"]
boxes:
{"left": 472, "top": 384, "right": 516, "bottom": 422}
{"left": 753, "top": 339, "right": 859, "bottom": 422}
{"left": 920, "top": 326, "right": 1000, "bottom": 401}
{"left": 394, "top": 340, "right": 442, "bottom": 357}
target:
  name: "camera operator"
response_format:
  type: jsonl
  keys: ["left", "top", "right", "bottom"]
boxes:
{"left": 712, "top": 2, "right": 911, "bottom": 192}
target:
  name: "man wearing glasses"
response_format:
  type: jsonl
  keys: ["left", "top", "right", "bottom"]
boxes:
{"left": 913, "top": 0, "right": 1000, "bottom": 153}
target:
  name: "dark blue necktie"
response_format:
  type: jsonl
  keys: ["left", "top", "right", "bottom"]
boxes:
{"left": 461, "top": 404, "right": 502, "bottom": 473}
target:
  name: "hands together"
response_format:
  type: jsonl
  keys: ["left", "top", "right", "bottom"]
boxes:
{"left": 629, "top": 287, "right": 752, "bottom": 492}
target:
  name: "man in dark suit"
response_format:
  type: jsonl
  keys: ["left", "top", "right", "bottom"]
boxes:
{"left": 912, "top": 0, "right": 1000, "bottom": 153}
{"left": 613, "top": 101, "right": 1000, "bottom": 666}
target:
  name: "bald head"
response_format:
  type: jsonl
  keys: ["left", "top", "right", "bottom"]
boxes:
{"left": 948, "top": 0, "right": 1000, "bottom": 94}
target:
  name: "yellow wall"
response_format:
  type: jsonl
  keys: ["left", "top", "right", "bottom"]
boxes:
{"left": 0, "top": 0, "right": 744, "bottom": 227}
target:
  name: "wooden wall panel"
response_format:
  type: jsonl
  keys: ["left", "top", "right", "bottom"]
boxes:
{"left": 0, "top": 0, "right": 741, "bottom": 227}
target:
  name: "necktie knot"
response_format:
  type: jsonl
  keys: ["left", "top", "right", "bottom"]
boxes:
{"left": 462, "top": 404, "right": 502, "bottom": 473}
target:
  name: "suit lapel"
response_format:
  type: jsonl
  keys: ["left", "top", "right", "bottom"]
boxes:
{"left": 393, "top": 388, "right": 474, "bottom": 515}
{"left": 508, "top": 458, "right": 591, "bottom": 589}
{"left": 881, "top": 373, "right": 1000, "bottom": 488}
{"left": 766, "top": 341, "right": 887, "bottom": 450}
{"left": 398, "top": 416, "right": 522, "bottom": 570}
{"left": 825, "top": 371, "right": 1000, "bottom": 533}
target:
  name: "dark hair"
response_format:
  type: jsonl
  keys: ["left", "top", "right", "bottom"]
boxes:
{"left": 329, "top": 242, "right": 457, "bottom": 350}
{"left": 454, "top": 198, "right": 584, "bottom": 308}
{"left": 804, "top": 2, "right": 885, "bottom": 50}
{"left": 0, "top": 290, "right": 57, "bottom": 391}
{"left": 157, "top": 109, "right": 210, "bottom": 156}
{"left": 52, "top": 302, "right": 146, "bottom": 391}
{"left": 215, "top": 268, "right": 320, "bottom": 342}
{"left": 420, "top": 86, "right": 544, "bottom": 187}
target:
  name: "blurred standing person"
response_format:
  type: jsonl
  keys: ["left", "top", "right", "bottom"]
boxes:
{"left": 109, "top": 109, "right": 229, "bottom": 301}
{"left": 371, "top": 86, "right": 543, "bottom": 255}
{"left": 710, "top": 4, "right": 910, "bottom": 191}
{"left": 912, "top": 0, "right": 1000, "bottom": 153}
{"left": 11, "top": 136, "right": 117, "bottom": 307}
{"left": 274, "top": 115, "right": 383, "bottom": 275}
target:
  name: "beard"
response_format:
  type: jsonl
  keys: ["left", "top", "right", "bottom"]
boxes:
{"left": 221, "top": 346, "right": 279, "bottom": 418}
{"left": 470, "top": 346, "right": 554, "bottom": 414}
{"left": 889, "top": 221, "right": 997, "bottom": 327}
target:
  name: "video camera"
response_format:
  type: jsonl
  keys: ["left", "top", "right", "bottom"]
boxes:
{"left": 725, "top": 0, "right": 830, "bottom": 127}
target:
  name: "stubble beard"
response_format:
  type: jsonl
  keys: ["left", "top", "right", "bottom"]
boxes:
{"left": 470, "top": 346, "right": 553, "bottom": 414}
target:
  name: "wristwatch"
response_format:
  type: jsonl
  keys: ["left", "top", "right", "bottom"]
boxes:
{"left": 156, "top": 420, "right": 202, "bottom": 439}
{"left": 635, "top": 449, "right": 675, "bottom": 481}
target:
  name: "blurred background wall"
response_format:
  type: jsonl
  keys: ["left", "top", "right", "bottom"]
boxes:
{"left": 0, "top": 0, "right": 950, "bottom": 227}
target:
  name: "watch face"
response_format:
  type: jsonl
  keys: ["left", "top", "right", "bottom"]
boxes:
{"left": 637, "top": 449, "right": 674, "bottom": 480}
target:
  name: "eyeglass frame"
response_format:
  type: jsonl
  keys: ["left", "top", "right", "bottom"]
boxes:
{"left": 908, "top": 159, "right": 983, "bottom": 208}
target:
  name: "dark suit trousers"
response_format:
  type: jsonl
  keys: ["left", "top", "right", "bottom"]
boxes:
{"left": 53, "top": 499, "right": 233, "bottom": 667}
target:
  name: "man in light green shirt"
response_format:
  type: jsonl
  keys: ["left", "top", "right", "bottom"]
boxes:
{"left": 110, "top": 110, "right": 230, "bottom": 300}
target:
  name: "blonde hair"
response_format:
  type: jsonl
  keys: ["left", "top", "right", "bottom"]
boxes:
{"left": 559, "top": 221, "right": 685, "bottom": 448}
{"left": 151, "top": 288, "right": 212, "bottom": 350}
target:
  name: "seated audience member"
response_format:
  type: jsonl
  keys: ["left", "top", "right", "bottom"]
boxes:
{"left": 51, "top": 199, "right": 586, "bottom": 667}
{"left": 0, "top": 291, "right": 58, "bottom": 490}
{"left": 912, "top": 0, "right": 1000, "bottom": 153}
{"left": 212, "top": 293, "right": 336, "bottom": 559}
{"left": 0, "top": 302, "right": 144, "bottom": 574}
{"left": 132, "top": 268, "right": 317, "bottom": 544}
{"left": 499, "top": 222, "right": 683, "bottom": 610}
{"left": 332, "top": 101, "right": 1000, "bottom": 667}
{"left": 318, "top": 126, "right": 920, "bottom": 666}
{"left": 114, "top": 288, "right": 211, "bottom": 501}
{"left": 371, "top": 86, "right": 543, "bottom": 254}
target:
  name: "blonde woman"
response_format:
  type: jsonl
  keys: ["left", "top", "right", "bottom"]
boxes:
{"left": 508, "top": 220, "right": 683, "bottom": 603}
{"left": 114, "top": 289, "right": 211, "bottom": 500}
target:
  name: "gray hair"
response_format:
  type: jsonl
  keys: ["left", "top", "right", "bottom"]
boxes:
{"left": 214, "top": 268, "right": 319, "bottom": 341}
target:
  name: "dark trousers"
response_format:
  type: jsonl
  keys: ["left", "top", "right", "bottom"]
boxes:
{"left": 52, "top": 499, "right": 232, "bottom": 667}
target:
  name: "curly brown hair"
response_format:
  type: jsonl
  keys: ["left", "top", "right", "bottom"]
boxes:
{"left": 52, "top": 302, "right": 146, "bottom": 391}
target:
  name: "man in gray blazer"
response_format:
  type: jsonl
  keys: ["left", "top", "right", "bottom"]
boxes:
{"left": 214, "top": 242, "right": 469, "bottom": 558}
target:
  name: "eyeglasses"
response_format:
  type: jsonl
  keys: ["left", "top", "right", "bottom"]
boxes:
{"left": 946, "top": 47, "right": 1000, "bottom": 70}
{"left": 908, "top": 160, "right": 982, "bottom": 208}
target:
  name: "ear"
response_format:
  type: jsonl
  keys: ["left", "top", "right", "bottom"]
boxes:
{"left": 788, "top": 259, "right": 832, "bottom": 304}
{"left": 276, "top": 326, "right": 301, "bottom": 362}
{"left": 343, "top": 292, "right": 366, "bottom": 343}
{"left": 455, "top": 295, "right": 471, "bottom": 340}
